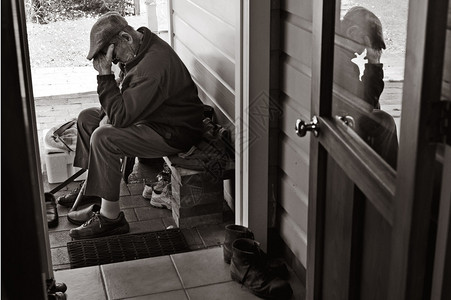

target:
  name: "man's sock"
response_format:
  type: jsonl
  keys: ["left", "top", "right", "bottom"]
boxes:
{"left": 100, "top": 198, "right": 120, "bottom": 219}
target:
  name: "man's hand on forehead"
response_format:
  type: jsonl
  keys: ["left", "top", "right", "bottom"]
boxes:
{"left": 93, "top": 44, "right": 114, "bottom": 75}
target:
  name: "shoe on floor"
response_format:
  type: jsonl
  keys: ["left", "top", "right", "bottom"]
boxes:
{"left": 67, "top": 204, "right": 101, "bottom": 225}
{"left": 45, "top": 192, "right": 58, "bottom": 228}
{"left": 230, "top": 238, "right": 293, "bottom": 299}
{"left": 142, "top": 180, "right": 167, "bottom": 199}
{"left": 156, "top": 170, "right": 171, "bottom": 182}
{"left": 156, "top": 162, "right": 171, "bottom": 182}
{"left": 69, "top": 211, "right": 129, "bottom": 239}
{"left": 150, "top": 183, "right": 173, "bottom": 210}
{"left": 142, "top": 184, "right": 153, "bottom": 199}
{"left": 57, "top": 182, "right": 101, "bottom": 207}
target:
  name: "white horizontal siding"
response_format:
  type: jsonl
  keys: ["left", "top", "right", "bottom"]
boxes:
{"left": 280, "top": 57, "right": 311, "bottom": 113}
{"left": 173, "top": 37, "right": 235, "bottom": 120}
{"left": 280, "top": 93, "right": 310, "bottom": 154}
{"left": 277, "top": 0, "right": 313, "bottom": 269}
{"left": 172, "top": 0, "right": 235, "bottom": 59}
{"left": 279, "top": 209, "right": 308, "bottom": 266}
{"left": 282, "top": 0, "right": 313, "bottom": 22}
{"left": 188, "top": 0, "right": 237, "bottom": 27}
{"left": 171, "top": 0, "right": 237, "bottom": 126}
{"left": 280, "top": 172, "right": 308, "bottom": 233}
{"left": 280, "top": 134, "right": 310, "bottom": 194}
{"left": 172, "top": 15, "right": 235, "bottom": 88}
{"left": 282, "top": 20, "right": 312, "bottom": 69}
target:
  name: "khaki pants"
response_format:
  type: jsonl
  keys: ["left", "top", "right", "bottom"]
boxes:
{"left": 74, "top": 107, "right": 181, "bottom": 201}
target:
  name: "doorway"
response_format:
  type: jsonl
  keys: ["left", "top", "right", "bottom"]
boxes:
{"left": 304, "top": 0, "right": 450, "bottom": 299}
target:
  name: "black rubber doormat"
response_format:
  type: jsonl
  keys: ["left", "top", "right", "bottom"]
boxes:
{"left": 67, "top": 228, "right": 190, "bottom": 269}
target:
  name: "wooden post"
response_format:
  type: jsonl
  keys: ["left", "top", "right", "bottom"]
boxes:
{"left": 134, "top": 0, "right": 140, "bottom": 15}
{"left": 239, "top": 0, "right": 271, "bottom": 251}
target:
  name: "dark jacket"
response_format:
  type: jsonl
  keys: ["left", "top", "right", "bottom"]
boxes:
{"left": 97, "top": 27, "right": 204, "bottom": 150}
{"left": 334, "top": 46, "right": 397, "bottom": 168}
{"left": 334, "top": 47, "right": 384, "bottom": 109}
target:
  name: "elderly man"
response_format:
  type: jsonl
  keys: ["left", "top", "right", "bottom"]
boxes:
{"left": 65, "top": 12, "right": 204, "bottom": 239}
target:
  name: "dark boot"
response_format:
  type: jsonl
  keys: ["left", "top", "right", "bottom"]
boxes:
{"left": 223, "top": 224, "right": 254, "bottom": 263}
{"left": 230, "top": 238, "right": 293, "bottom": 299}
{"left": 224, "top": 225, "right": 289, "bottom": 278}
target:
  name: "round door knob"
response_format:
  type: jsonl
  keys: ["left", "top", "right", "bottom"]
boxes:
{"left": 295, "top": 115, "right": 319, "bottom": 137}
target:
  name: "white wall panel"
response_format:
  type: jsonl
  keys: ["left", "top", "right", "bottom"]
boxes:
{"left": 277, "top": 0, "right": 313, "bottom": 270}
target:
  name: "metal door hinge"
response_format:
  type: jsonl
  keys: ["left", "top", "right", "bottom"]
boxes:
{"left": 431, "top": 100, "right": 451, "bottom": 145}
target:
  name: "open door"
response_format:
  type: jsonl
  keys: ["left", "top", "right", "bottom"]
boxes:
{"left": 303, "top": 0, "right": 450, "bottom": 299}
{"left": 2, "top": 0, "right": 55, "bottom": 299}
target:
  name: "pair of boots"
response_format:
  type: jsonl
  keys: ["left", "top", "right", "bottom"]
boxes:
{"left": 223, "top": 224, "right": 293, "bottom": 299}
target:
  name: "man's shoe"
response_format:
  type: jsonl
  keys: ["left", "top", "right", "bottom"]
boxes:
{"left": 142, "top": 180, "right": 167, "bottom": 199}
{"left": 142, "top": 164, "right": 171, "bottom": 200}
{"left": 156, "top": 162, "right": 171, "bottom": 182}
{"left": 223, "top": 224, "right": 289, "bottom": 278}
{"left": 150, "top": 183, "right": 173, "bottom": 210}
{"left": 45, "top": 192, "right": 58, "bottom": 228}
{"left": 230, "top": 238, "right": 293, "bottom": 299}
{"left": 57, "top": 182, "right": 101, "bottom": 207}
{"left": 223, "top": 224, "right": 254, "bottom": 263}
{"left": 142, "top": 184, "right": 153, "bottom": 199}
{"left": 69, "top": 211, "right": 129, "bottom": 239}
{"left": 67, "top": 204, "right": 101, "bottom": 225}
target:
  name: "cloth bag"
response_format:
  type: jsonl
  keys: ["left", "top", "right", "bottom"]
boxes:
{"left": 168, "top": 118, "right": 234, "bottom": 179}
{"left": 44, "top": 118, "right": 77, "bottom": 152}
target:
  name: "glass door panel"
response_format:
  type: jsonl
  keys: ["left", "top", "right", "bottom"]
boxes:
{"left": 332, "top": 0, "right": 409, "bottom": 170}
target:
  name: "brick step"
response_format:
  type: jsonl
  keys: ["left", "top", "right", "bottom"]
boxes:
{"left": 164, "top": 156, "right": 233, "bottom": 228}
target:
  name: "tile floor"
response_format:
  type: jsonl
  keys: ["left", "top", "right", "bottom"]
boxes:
{"left": 45, "top": 160, "right": 305, "bottom": 299}
{"left": 45, "top": 159, "right": 234, "bottom": 271}
{"left": 54, "top": 247, "right": 305, "bottom": 300}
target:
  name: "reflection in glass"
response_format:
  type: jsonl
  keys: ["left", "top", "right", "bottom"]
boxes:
{"left": 333, "top": 3, "right": 403, "bottom": 170}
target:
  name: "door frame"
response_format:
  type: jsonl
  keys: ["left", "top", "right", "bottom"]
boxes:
{"left": 307, "top": 0, "right": 449, "bottom": 299}
{"left": 6, "top": 0, "right": 275, "bottom": 296}
{"left": 235, "top": 0, "right": 272, "bottom": 251}
{"left": 2, "top": 0, "right": 54, "bottom": 298}
{"left": 431, "top": 145, "right": 451, "bottom": 300}
{"left": 389, "top": 0, "right": 449, "bottom": 299}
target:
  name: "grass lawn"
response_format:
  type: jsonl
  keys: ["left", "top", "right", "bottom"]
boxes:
{"left": 341, "top": 0, "right": 409, "bottom": 56}
{"left": 26, "top": 1, "right": 407, "bottom": 68}
{"left": 26, "top": 13, "right": 148, "bottom": 69}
